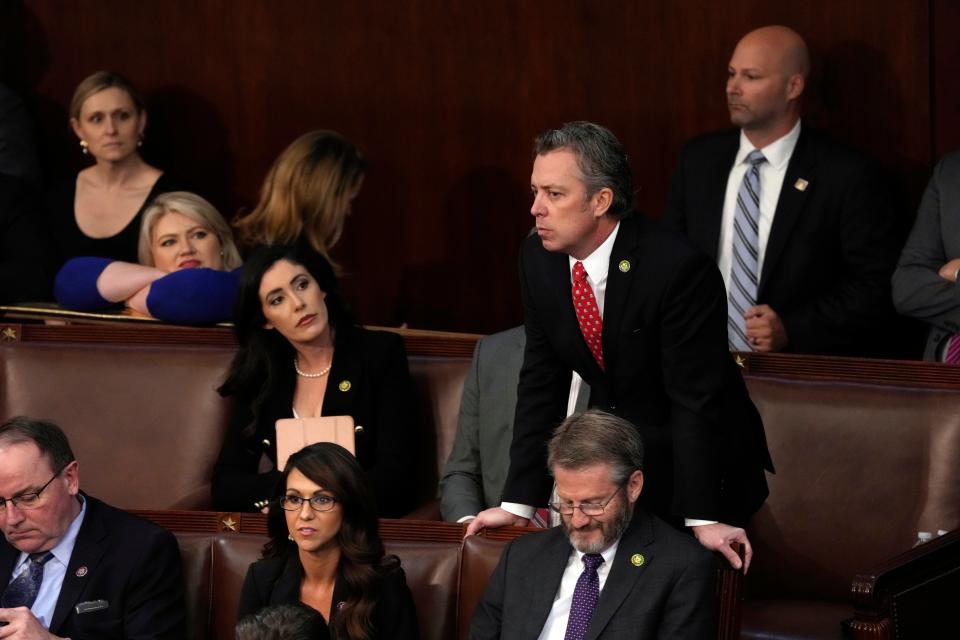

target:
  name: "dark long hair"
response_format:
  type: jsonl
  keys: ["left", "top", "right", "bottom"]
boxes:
{"left": 217, "top": 244, "right": 356, "bottom": 435}
{"left": 265, "top": 443, "right": 397, "bottom": 640}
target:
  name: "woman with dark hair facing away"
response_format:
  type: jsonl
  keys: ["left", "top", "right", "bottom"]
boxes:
{"left": 238, "top": 443, "right": 420, "bottom": 640}
{"left": 213, "top": 244, "right": 419, "bottom": 517}
{"left": 235, "top": 602, "right": 331, "bottom": 640}
{"left": 233, "top": 130, "right": 366, "bottom": 266}
{"left": 46, "top": 70, "right": 188, "bottom": 266}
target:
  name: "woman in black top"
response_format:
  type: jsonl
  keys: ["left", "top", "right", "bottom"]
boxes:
{"left": 46, "top": 71, "right": 185, "bottom": 265}
{"left": 212, "top": 244, "right": 420, "bottom": 517}
{"left": 238, "top": 442, "right": 420, "bottom": 639}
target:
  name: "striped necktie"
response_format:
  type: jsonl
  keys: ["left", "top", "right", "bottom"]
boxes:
{"left": 1, "top": 551, "right": 54, "bottom": 609}
{"left": 728, "top": 150, "right": 766, "bottom": 351}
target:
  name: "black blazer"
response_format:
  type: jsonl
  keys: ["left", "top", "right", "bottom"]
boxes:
{"left": 0, "top": 173, "right": 55, "bottom": 302}
{"left": 212, "top": 327, "right": 420, "bottom": 518}
{"left": 663, "top": 126, "right": 901, "bottom": 356}
{"left": 502, "top": 215, "right": 772, "bottom": 524}
{"left": 469, "top": 508, "right": 718, "bottom": 639}
{"left": 0, "top": 495, "right": 185, "bottom": 639}
{"left": 238, "top": 551, "right": 420, "bottom": 640}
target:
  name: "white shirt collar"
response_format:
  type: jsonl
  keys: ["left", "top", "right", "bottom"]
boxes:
{"left": 736, "top": 119, "right": 802, "bottom": 171}
{"left": 568, "top": 221, "right": 621, "bottom": 282}
{"left": 573, "top": 538, "right": 620, "bottom": 568}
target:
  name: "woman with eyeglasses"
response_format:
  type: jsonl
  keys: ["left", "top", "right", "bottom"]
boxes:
{"left": 238, "top": 442, "right": 420, "bottom": 640}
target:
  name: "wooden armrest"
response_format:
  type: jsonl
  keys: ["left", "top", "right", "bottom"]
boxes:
{"left": 849, "top": 529, "right": 960, "bottom": 639}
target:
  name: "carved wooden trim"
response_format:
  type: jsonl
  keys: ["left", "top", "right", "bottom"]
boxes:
{"left": 847, "top": 616, "right": 893, "bottom": 639}
{"left": 737, "top": 351, "right": 960, "bottom": 389}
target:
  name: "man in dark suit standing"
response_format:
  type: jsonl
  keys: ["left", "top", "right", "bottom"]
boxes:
{"left": 0, "top": 416, "right": 185, "bottom": 639}
{"left": 470, "top": 410, "right": 717, "bottom": 639}
{"left": 663, "top": 25, "right": 900, "bottom": 356}
{"left": 467, "top": 121, "right": 772, "bottom": 571}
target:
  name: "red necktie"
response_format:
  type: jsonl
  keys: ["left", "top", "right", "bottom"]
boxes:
{"left": 572, "top": 261, "right": 604, "bottom": 370}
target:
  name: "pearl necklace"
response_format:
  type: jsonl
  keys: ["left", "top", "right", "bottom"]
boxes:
{"left": 294, "top": 356, "right": 332, "bottom": 378}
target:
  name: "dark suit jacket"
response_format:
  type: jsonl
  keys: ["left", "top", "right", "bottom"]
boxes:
{"left": 0, "top": 173, "right": 55, "bottom": 303}
{"left": 0, "top": 495, "right": 185, "bottom": 639}
{"left": 469, "top": 509, "right": 717, "bottom": 639}
{"left": 893, "top": 151, "right": 960, "bottom": 360}
{"left": 663, "top": 126, "right": 900, "bottom": 357}
{"left": 212, "top": 327, "right": 420, "bottom": 518}
{"left": 502, "top": 215, "right": 771, "bottom": 524}
{"left": 238, "top": 551, "right": 420, "bottom": 640}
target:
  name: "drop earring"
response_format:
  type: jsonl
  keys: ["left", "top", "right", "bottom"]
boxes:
{"left": 80, "top": 140, "right": 89, "bottom": 155}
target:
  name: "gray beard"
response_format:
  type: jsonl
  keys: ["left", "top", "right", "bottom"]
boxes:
{"left": 563, "top": 499, "right": 633, "bottom": 554}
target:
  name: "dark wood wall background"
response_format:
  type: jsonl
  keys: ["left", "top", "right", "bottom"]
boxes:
{"left": 4, "top": 1, "right": 952, "bottom": 333}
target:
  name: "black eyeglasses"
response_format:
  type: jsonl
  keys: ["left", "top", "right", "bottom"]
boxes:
{"left": 278, "top": 495, "right": 338, "bottom": 512}
{"left": 548, "top": 485, "right": 623, "bottom": 517}
{"left": 0, "top": 464, "right": 70, "bottom": 511}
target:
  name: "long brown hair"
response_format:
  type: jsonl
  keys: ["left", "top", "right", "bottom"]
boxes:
{"left": 264, "top": 443, "right": 397, "bottom": 640}
{"left": 235, "top": 131, "right": 366, "bottom": 267}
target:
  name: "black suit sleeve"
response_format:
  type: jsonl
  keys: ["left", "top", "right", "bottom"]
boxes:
{"left": 777, "top": 160, "right": 899, "bottom": 353}
{"left": 376, "top": 567, "right": 421, "bottom": 640}
{"left": 238, "top": 563, "right": 269, "bottom": 620}
{"left": 211, "top": 398, "right": 283, "bottom": 512}
{"left": 365, "top": 332, "right": 421, "bottom": 518}
{"left": 117, "top": 527, "right": 186, "bottom": 640}
{"left": 658, "top": 249, "right": 730, "bottom": 519}
{"left": 657, "top": 548, "right": 718, "bottom": 639}
{"left": 501, "top": 246, "right": 571, "bottom": 507}
{"left": 0, "top": 175, "right": 54, "bottom": 302}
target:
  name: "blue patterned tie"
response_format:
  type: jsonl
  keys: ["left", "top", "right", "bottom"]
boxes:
{"left": 563, "top": 553, "right": 604, "bottom": 640}
{"left": 728, "top": 150, "right": 766, "bottom": 351}
{"left": 1, "top": 551, "right": 53, "bottom": 609}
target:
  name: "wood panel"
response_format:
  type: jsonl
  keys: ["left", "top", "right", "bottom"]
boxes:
{"left": 12, "top": 1, "right": 934, "bottom": 332}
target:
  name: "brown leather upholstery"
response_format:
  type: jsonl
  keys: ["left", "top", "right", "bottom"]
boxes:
{"left": 210, "top": 534, "right": 264, "bottom": 640}
{"left": 177, "top": 533, "right": 214, "bottom": 640}
{"left": 0, "top": 341, "right": 472, "bottom": 513}
{"left": 0, "top": 342, "right": 235, "bottom": 509}
{"left": 742, "top": 375, "right": 960, "bottom": 638}
{"left": 385, "top": 540, "right": 461, "bottom": 640}
{"left": 408, "top": 354, "right": 471, "bottom": 503}
{"left": 458, "top": 534, "right": 510, "bottom": 640}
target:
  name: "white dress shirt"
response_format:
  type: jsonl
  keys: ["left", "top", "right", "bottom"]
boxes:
{"left": 502, "top": 223, "right": 621, "bottom": 520}
{"left": 7, "top": 496, "right": 86, "bottom": 629}
{"left": 537, "top": 540, "right": 620, "bottom": 640}
{"left": 717, "top": 120, "right": 802, "bottom": 294}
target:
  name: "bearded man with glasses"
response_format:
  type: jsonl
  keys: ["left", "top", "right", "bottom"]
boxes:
{"left": 470, "top": 409, "right": 716, "bottom": 640}
{"left": 0, "top": 416, "right": 185, "bottom": 639}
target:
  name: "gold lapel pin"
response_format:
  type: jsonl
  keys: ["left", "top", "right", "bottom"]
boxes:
{"left": 794, "top": 178, "right": 809, "bottom": 192}
{"left": 630, "top": 553, "right": 645, "bottom": 567}
{"left": 618, "top": 260, "right": 631, "bottom": 273}
{"left": 339, "top": 380, "right": 352, "bottom": 392}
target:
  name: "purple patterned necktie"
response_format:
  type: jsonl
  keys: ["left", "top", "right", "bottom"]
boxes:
{"left": 563, "top": 553, "right": 604, "bottom": 640}
{"left": 1, "top": 551, "right": 53, "bottom": 609}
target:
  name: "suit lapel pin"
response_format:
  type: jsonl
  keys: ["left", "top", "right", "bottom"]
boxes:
{"left": 75, "top": 566, "right": 88, "bottom": 577}
{"left": 618, "top": 260, "right": 631, "bottom": 273}
{"left": 338, "top": 380, "right": 351, "bottom": 392}
{"left": 794, "top": 178, "right": 809, "bottom": 192}
{"left": 630, "top": 553, "right": 645, "bottom": 567}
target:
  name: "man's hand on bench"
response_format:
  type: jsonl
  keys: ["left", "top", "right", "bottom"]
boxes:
{"left": 464, "top": 507, "right": 530, "bottom": 537}
{"left": 692, "top": 522, "right": 753, "bottom": 573}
